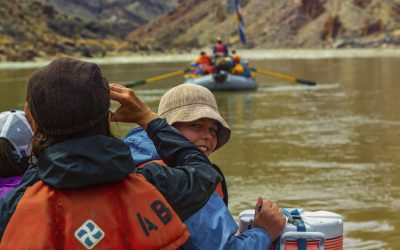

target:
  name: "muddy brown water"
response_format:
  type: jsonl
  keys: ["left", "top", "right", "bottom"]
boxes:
{"left": 1, "top": 54, "right": 399, "bottom": 249}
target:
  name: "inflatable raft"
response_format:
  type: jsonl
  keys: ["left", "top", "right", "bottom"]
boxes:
{"left": 184, "top": 72, "right": 257, "bottom": 91}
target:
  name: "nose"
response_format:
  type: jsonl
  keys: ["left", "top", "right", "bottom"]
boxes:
{"left": 200, "top": 129, "right": 213, "bottom": 140}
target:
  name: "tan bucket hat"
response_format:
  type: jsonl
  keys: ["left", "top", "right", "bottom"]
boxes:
{"left": 158, "top": 83, "right": 231, "bottom": 150}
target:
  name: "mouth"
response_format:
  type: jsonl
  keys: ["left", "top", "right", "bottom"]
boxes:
{"left": 198, "top": 145, "right": 209, "bottom": 154}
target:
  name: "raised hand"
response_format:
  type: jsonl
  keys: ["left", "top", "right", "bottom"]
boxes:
{"left": 109, "top": 83, "right": 159, "bottom": 129}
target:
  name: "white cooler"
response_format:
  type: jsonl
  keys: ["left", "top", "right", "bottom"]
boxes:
{"left": 238, "top": 208, "right": 343, "bottom": 250}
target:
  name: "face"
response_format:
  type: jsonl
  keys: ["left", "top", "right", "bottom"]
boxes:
{"left": 174, "top": 118, "right": 219, "bottom": 157}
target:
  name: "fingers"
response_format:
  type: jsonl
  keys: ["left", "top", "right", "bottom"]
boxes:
{"left": 270, "top": 201, "right": 280, "bottom": 213}
{"left": 253, "top": 199, "right": 286, "bottom": 241}
{"left": 109, "top": 90, "right": 124, "bottom": 103}
{"left": 262, "top": 199, "right": 281, "bottom": 214}
{"left": 255, "top": 199, "right": 280, "bottom": 220}
{"left": 260, "top": 200, "right": 277, "bottom": 215}
{"left": 108, "top": 83, "right": 159, "bottom": 127}
{"left": 109, "top": 83, "right": 133, "bottom": 103}
{"left": 109, "top": 83, "right": 127, "bottom": 93}
{"left": 255, "top": 197, "right": 263, "bottom": 216}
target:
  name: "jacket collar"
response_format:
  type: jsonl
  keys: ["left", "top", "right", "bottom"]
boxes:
{"left": 37, "top": 135, "right": 135, "bottom": 189}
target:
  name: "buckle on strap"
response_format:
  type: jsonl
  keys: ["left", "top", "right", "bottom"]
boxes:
{"left": 291, "top": 214, "right": 302, "bottom": 223}
{"left": 282, "top": 209, "right": 306, "bottom": 231}
{"left": 281, "top": 209, "right": 298, "bottom": 227}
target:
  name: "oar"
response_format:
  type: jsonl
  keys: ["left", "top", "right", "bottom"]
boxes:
{"left": 124, "top": 68, "right": 191, "bottom": 88}
{"left": 250, "top": 67, "right": 317, "bottom": 86}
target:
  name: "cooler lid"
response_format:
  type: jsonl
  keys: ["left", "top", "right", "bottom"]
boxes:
{"left": 283, "top": 209, "right": 343, "bottom": 239}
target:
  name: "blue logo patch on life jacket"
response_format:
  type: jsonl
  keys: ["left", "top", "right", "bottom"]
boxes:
{"left": 74, "top": 219, "right": 105, "bottom": 249}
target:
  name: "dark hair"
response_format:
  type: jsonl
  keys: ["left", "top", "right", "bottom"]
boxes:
{"left": 30, "top": 115, "right": 112, "bottom": 157}
{"left": 0, "top": 138, "right": 29, "bottom": 177}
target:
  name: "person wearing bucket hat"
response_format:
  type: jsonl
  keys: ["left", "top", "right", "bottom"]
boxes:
{"left": 158, "top": 82, "right": 231, "bottom": 152}
{"left": 0, "top": 57, "right": 224, "bottom": 249}
{"left": 124, "top": 83, "right": 286, "bottom": 249}
{"left": 0, "top": 110, "right": 34, "bottom": 198}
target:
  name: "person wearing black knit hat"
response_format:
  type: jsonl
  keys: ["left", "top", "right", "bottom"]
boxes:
{"left": 0, "top": 57, "right": 223, "bottom": 249}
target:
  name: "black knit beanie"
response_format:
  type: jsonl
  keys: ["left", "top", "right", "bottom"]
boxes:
{"left": 27, "top": 57, "right": 110, "bottom": 136}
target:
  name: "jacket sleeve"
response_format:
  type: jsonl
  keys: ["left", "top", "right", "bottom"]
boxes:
{"left": 135, "top": 118, "right": 222, "bottom": 221}
{"left": 182, "top": 192, "right": 272, "bottom": 250}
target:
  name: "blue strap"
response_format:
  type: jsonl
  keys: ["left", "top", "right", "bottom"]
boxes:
{"left": 298, "top": 238, "right": 307, "bottom": 250}
{"left": 290, "top": 209, "right": 307, "bottom": 250}
{"left": 290, "top": 209, "right": 306, "bottom": 231}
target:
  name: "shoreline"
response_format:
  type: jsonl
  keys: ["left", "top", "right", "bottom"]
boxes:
{"left": 1, "top": 48, "right": 400, "bottom": 70}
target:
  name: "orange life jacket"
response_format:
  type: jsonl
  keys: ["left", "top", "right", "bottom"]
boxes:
{"left": 139, "top": 160, "right": 227, "bottom": 203}
{"left": 231, "top": 63, "right": 245, "bottom": 75}
{"left": 0, "top": 173, "right": 189, "bottom": 250}
{"left": 197, "top": 55, "right": 212, "bottom": 66}
{"left": 231, "top": 54, "right": 241, "bottom": 64}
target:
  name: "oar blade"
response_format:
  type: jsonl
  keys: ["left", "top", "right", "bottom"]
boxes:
{"left": 252, "top": 67, "right": 317, "bottom": 86}
{"left": 125, "top": 80, "right": 146, "bottom": 88}
{"left": 296, "top": 78, "right": 317, "bottom": 86}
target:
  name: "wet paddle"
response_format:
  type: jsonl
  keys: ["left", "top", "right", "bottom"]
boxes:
{"left": 250, "top": 67, "right": 317, "bottom": 86}
{"left": 123, "top": 68, "right": 191, "bottom": 88}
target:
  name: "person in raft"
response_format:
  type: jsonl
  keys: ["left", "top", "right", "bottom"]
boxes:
{"left": 191, "top": 51, "right": 214, "bottom": 75}
{"left": 123, "top": 83, "right": 286, "bottom": 249}
{"left": 213, "top": 36, "right": 229, "bottom": 57}
{"left": 0, "top": 57, "right": 223, "bottom": 249}
{"left": 0, "top": 110, "right": 33, "bottom": 198}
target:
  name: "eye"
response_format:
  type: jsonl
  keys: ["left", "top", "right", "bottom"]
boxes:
{"left": 210, "top": 127, "right": 218, "bottom": 135}
{"left": 190, "top": 123, "right": 201, "bottom": 129}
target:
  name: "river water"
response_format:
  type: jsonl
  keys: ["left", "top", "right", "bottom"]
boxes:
{"left": 0, "top": 49, "right": 399, "bottom": 249}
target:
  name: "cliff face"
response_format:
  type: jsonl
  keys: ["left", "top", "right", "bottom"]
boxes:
{"left": 42, "top": 0, "right": 179, "bottom": 38}
{"left": 130, "top": 0, "right": 400, "bottom": 50}
{"left": 1, "top": 0, "right": 400, "bottom": 61}
{"left": 0, "top": 0, "right": 178, "bottom": 61}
